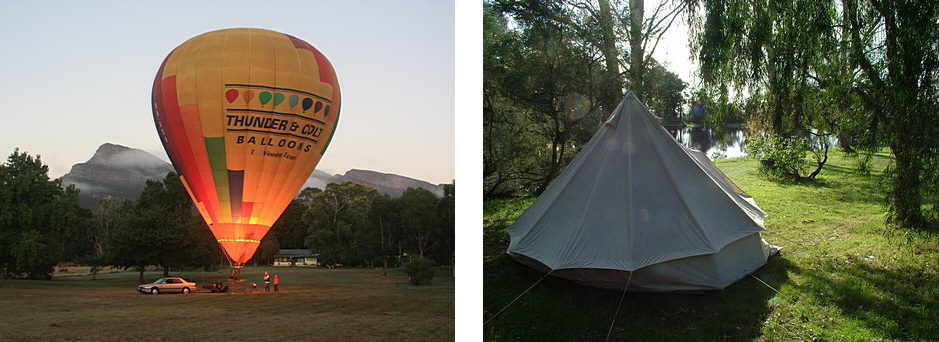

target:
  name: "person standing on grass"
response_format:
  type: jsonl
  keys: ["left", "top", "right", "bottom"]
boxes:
{"left": 264, "top": 271, "right": 270, "bottom": 292}
{"left": 274, "top": 274, "right": 280, "bottom": 292}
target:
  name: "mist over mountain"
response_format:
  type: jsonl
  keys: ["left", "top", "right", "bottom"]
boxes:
{"left": 303, "top": 169, "right": 445, "bottom": 197}
{"left": 62, "top": 143, "right": 446, "bottom": 209}
{"left": 61, "top": 143, "right": 175, "bottom": 208}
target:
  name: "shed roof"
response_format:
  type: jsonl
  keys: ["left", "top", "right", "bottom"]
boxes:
{"left": 273, "top": 249, "right": 318, "bottom": 258}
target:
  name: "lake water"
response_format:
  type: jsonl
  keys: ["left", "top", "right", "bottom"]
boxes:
{"left": 666, "top": 127, "right": 748, "bottom": 160}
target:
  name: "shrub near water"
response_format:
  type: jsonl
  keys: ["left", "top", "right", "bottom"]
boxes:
{"left": 404, "top": 257, "right": 436, "bottom": 285}
{"left": 745, "top": 134, "right": 809, "bottom": 179}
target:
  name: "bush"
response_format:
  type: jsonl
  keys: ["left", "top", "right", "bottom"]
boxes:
{"left": 745, "top": 134, "right": 809, "bottom": 179}
{"left": 403, "top": 257, "right": 436, "bottom": 285}
{"left": 11, "top": 230, "right": 61, "bottom": 280}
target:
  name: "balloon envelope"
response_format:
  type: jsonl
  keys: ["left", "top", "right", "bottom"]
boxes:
{"left": 151, "top": 28, "right": 341, "bottom": 264}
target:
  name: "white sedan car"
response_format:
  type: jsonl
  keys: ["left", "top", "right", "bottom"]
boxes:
{"left": 137, "top": 277, "right": 197, "bottom": 295}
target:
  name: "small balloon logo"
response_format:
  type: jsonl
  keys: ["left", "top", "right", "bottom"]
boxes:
{"left": 288, "top": 95, "right": 299, "bottom": 108}
{"left": 314, "top": 101, "right": 323, "bottom": 114}
{"left": 226, "top": 89, "right": 239, "bottom": 103}
{"left": 302, "top": 98, "right": 313, "bottom": 112}
{"left": 273, "top": 93, "right": 285, "bottom": 107}
{"left": 243, "top": 89, "right": 255, "bottom": 104}
{"left": 259, "top": 91, "right": 272, "bottom": 107}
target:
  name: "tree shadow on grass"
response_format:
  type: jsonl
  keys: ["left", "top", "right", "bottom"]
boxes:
{"left": 763, "top": 163, "right": 887, "bottom": 206}
{"left": 791, "top": 259, "right": 938, "bottom": 339}
{"left": 818, "top": 163, "right": 867, "bottom": 177}
{"left": 763, "top": 174, "right": 833, "bottom": 189}
{"left": 815, "top": 163, "right": 889, "bottom": 202}
{"left": 484, "top": 253, "right": 796, "bottom": 341}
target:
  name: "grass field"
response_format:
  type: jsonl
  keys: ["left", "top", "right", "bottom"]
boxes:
{"left": 0, "top": 266, "right": 454, "bottom": 341}
{"left": 483, "top": 150, "right": 938, "bottom": 340}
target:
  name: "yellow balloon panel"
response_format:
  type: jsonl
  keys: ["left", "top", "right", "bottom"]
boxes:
{"left": 152, "top": 28, "right": 341, "bottom": 264}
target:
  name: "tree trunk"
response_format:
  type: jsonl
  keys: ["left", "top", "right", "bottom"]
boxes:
{"left": 838, "top": 134, "right": 854, "bottom": 153}
{"left": 534, "top": 115, "right": 565, "bottom": 195}
{"left": 598, "top": 0, "right": 624, "bottom": 107}
{"left": 629, "top": 0, "right": 645, "bottom": 99}
{"left": 891, "top": 142, "right": 923, "bottom": 228}
{"left": 381, "top": 220, "right": 388, "bottom": 276}
{"left": 162, "top": 264, "right": 169, "bottom": 278}
{"left": 807, "top": 141, "right": 829, "bottom": 179}
{"left": 417, "top": 228, "right": 426, "bottom": 257}
{"left": 138, "top": 266, "right": 145, "bottom": 283}
{"left": 383, "top": 256, "right": 388, "bottom": 277}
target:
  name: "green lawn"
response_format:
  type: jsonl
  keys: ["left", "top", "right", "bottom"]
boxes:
{"left": 483, "top": 150, "right": 938, "bottom": 340}
{"left": 0, "top": 266, "right": 454, "bottom": 341}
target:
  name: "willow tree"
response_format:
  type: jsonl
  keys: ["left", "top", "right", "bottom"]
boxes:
{"left": 843, "top": 0, "right": 939, "bottom": 228}
{"left": 689, "top": 0, "right": 856, "bottom": 179}
{"left": 691, "top": 0, "right": 938, "bottom": 227}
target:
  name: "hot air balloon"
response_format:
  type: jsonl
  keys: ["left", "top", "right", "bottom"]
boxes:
{"left": 151, "top": 28, "right": 341, "bottom": 276}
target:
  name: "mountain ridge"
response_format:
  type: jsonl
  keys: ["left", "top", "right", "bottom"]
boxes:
{"left": 62, "top": 143, "right": 446, "bottom": 209}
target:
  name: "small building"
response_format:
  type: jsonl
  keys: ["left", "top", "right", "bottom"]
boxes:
{"left": 273, "top": 249, "right": 319, "bottom": 267}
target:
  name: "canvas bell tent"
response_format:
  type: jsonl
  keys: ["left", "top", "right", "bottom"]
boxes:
{"left": 506, "top": 92, "right": 776, "bottom": 292}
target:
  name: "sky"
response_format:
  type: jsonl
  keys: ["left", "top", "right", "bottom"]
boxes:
{"left": 648, "top": 6, "right": 700, "bottom": 89}
{"left": 0, "top": 1, "right": 455, "bottom": 185}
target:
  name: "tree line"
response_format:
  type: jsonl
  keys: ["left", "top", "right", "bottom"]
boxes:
{"left": 484, "top": 1, "right": 689, "bottom": 198}
{"left": 484, "top": 0, "right": 938, "bottom": 231}
{"left": 0, "top": 148, "right": 455, "bottom": 280}
{"left": 254, "top": 180, "right": 456, "bottom": 275}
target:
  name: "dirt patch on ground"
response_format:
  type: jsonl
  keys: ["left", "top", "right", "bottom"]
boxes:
{"left": 52, "top": 265, "right": 125, "bottom": 278}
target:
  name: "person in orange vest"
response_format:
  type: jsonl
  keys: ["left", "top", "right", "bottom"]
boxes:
{"left": 274, "top": 274, "right": 280, "bottom": 292}
{"left": 264, "top": 271, "right": 270, "bottom": 292}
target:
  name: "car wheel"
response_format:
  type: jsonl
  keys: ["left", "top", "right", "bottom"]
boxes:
{"left": 151, "top": 288, "right": 159, "bottom": 295}
{"left": 182, "top": 287, "right": 190, "bottom": 294}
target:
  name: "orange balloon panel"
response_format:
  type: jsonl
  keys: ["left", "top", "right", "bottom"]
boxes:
{"left": 151, "top": 28, "right": 341, "bottom": 264}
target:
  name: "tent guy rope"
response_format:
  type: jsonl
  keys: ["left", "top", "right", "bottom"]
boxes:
{"left": 605, "top": 271, "right": 633, "bottom": 342}
{"left": 746, "top": 270, "right": 783, "bottom": 296}
{"left": 483, "top": 270, "right": 553, "bottom": 326}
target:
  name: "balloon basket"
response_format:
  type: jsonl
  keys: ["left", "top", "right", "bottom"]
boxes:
{"left": 228, "top": 263, "right": 245, "bottom": 281}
